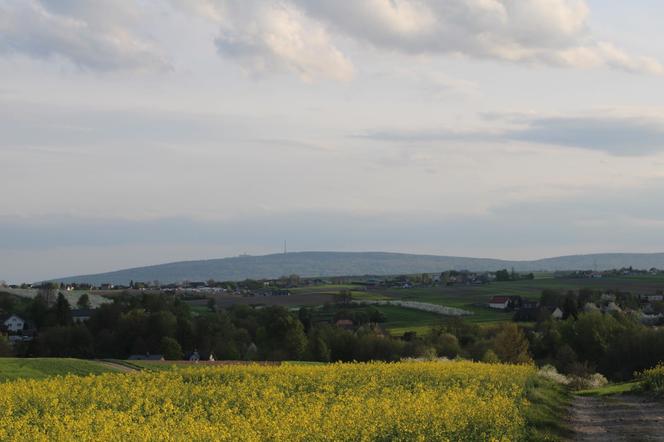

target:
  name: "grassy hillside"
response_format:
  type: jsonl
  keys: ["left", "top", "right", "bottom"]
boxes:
{"left": 0, "top": 358, "right": 118, "bottom": 382}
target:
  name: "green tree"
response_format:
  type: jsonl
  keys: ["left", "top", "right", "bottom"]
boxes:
{"left": 0, "top": 335, "right": 12, "bottom": 357}
{"left": 53, "top": 293, "right": 72, "bottom": 326}
{"left": 562, "top": 292, "right": 579, "bottom": 320}
{"left": 77, "top": 293, "right": 91, "bottom": 310}
{"left": 540, "top": 289, "right": 564, "bottom": 308}
{"left": 333, "top": 290, "right": 353, "bottom": 305}
{"left": 28, "top": 294, "right": 50, "bottom": 328}
{"left": 482, "top": 349, "right": 500, "bottom": 363}
{"left": 160, "top": 337, "right": 183, "bottom": 360}
{"left": 492, "top": 323, "right": 532, "bottom": 364}
{"left": 495, "top": 269, "right": 510, "bottom": 282}
{"left": 207, "top": 297, "right": 216, "bottom": 312}
{"left": 308, "top": 334, "right": 331, "bottom": 362}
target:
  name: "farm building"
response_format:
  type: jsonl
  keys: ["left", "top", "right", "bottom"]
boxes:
{"left": 488, "top": 296, "right": 511, "bottom": 310}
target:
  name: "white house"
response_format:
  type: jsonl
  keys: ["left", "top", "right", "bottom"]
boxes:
{"left": 550, "top": 307, "right": 564, "bottom": 320}
{"left": 488, "top": 296, "right": 511, "bottom": 310}
{"left": 2, "top": 314, "right": 25, "bottom": 333}
{"left": 600, "top": 293, "right": 616, "bottom": 302}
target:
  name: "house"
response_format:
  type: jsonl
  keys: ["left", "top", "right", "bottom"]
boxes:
{"left": 600, "top": 293, "right": 616, "bottom": 302}
{"left": 521, "top": 300, "right": 539, "bottom": 309}
{"left": 1, "top": 314, "right": 25, "bottom": 333}
{"left": 128, "top": 354, "right": 165, "bottom": 361}
{"left": 640, "top": 294, "right": 664, "bottom": 303}
{"left": 71, "top": 309, "right": 93, "bottom": 323}
{"left": 488, "top": 296, "right": 511, "bottom": 310}
{"left": 583, "top": 303, "right": 600, "bottom": 313}
{"left": 602, "top": 302, "right": 622, "bottom": 314}
{"left": 550, "top": 307, "right": 564, "bottom": 320}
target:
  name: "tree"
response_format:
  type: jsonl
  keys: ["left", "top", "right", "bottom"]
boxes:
{"left": 53, "top": 293, "right": 72, "bottom": 326}
{"left": 308, "top": 333, "right": 331, "bottom": 362}
{"left": 562, "top": 292, "right": 579, "bottom": 320}
{"left": 492, "top": 323, "right": 532, "bottom": 364}
{"left": 257, "top": 306, "right": 307, "bottom": 360}
{"left": 540, "top": 289, "right": 564, "bottom": 308}
{"left": 482, "top": 349, "right": 500, "bottom": 363}
{"left": 77, "top": 293, "right": 91, "bottom": 310}
{"left": 160, "top": 337, "right": 183, "bottom": 360}
{"left": 0, "top": 335, "right": 12, "bottom": 357}
{"left": 28, "top": 294, "right": 50, "bottom": 328}
{"left": 207, "top": 297, "right": 217, "bottom": 312}
{"left": 333, "top": 290, "right": 352, "bottom": 305}
{"left": 495, "top": 269, "right": 510, "bottom": 282}
{"left": 38, "top": 282, "right": 58, "bottom": 306}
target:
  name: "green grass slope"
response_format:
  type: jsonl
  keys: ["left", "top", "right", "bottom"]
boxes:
{"left": 0, "top": 358, "right": 118, "bottom": 382}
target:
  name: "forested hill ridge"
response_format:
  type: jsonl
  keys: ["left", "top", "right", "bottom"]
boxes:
{"left": 50, "top": 251, "right": 664, "bottom": 285}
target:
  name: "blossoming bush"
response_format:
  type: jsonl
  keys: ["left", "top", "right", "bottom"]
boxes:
{"left": 638, "top": 363, "right": 664, "bottom": 394}
{"left": 0, "top": 361, "right": 535, "bottom": 441}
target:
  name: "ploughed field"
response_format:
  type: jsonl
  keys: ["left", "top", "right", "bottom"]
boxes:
{"left": 0, "top": 361, "right": 537, "bottom": 441}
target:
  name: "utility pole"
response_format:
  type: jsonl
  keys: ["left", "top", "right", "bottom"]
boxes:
{"left": 283, "top": 240, "right": 287, "bottom": 255}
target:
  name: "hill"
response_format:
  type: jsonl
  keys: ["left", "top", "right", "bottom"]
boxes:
{"left": 50, "top": 251, "right": 664, "bottom": 285}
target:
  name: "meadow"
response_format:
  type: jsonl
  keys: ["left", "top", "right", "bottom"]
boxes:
{"left": 0, "top": 358, "right": 117, "bottom": 382}
{"left": 0, "top": 360, "right": 541, "bottom": 441}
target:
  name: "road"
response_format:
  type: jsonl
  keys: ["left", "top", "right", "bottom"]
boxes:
{"left": 571, "top": 395, "right": 664, "bottom": 441}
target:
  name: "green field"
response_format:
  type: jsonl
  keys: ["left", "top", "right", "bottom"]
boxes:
{"left": 290, "top": 284, "right": 363, "bottom": 294}
{"left": 0, "top": 358, "right": 118, "bottom": 382}
{"left": 373, "top": 305, "right": 446, "bottom": 336}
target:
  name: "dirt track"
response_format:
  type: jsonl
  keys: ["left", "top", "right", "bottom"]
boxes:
{"left": 571, "top": 395, "right": 664, "bottom": 441}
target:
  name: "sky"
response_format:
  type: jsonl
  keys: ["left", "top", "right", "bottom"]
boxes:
{"left": 2, "top": 0, "right": 664, "bottom": 282}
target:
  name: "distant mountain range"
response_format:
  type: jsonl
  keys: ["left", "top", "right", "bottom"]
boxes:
{"left": 50, "top": 251, "right": 664, "bottom": 285}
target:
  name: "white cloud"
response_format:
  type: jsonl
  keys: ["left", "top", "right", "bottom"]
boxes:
{"left": 361, "top": 109, "right": 664, "bottom": 156}
{"left": 286, "top": 0, "right": 663, "bottom": 75}
{"left": 1, "top": 0, "right": 661, "bottom": 78}
{"left": 170, "top": 0, "right": 354, "bottom": 82}
{"left": 0, "top": 0, "right": 168, "bottom": 71}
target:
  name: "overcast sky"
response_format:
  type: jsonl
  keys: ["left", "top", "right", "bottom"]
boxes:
{"left": 2, "top": 0, "right": 664, "bottom": 282}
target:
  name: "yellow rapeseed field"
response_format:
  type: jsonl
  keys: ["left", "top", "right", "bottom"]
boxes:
{"left": 0, "top": 361, "right": 535, "bottom": 441}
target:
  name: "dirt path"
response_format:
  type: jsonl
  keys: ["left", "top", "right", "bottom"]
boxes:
{"left": 95, "top": 360, "right": 139, "bottom": 373}
{"left": 571, "top": 395, "right": 664, "bottom": 441}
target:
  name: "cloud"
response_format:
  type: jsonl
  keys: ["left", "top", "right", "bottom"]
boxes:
{"left": 168, "top": 0, "right": 663, "bottom": 80}
{"left": 0, "top": 0, "right": 168, "bottom": 71}
{"left": 291, "top": 0, "right": 663, "bottom": 75}
{"left": 5, "top": 0, "right": 659, "bottom": 78}
{"left": 509, "top": 115, "right": 664, "bottom": 156}
{"left": 170, "top": 0, "right": 353, "bottom": 82}
{"left": 360, "top": 111, "right": 664, "bottom": 156}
